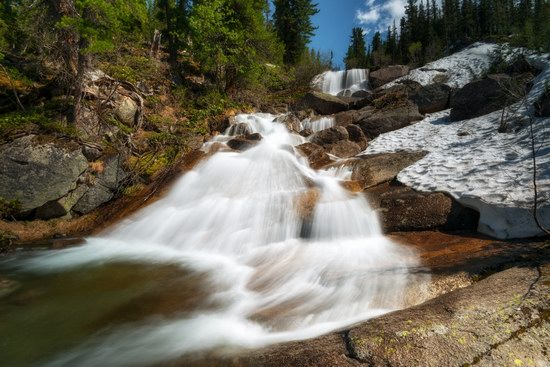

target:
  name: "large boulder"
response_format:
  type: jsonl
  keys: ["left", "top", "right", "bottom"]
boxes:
{"left": 409, "top": 83, "right": 451, "bottom": 114}
{"left": 367, "top": 184, "right": 479, "bottom": 232}
{"left": 310, "top": 126, "right": 349, "bottom": 146}
{"left": 328, "top": 140, "right": 362, "bottom": 158}
{"left": 355, "top": 103, "right": 424, "bottom": 139}
{"left": 370, "top": 65, "right": 410, "bottom": 88}
{"left": 450, "top": 73, "right": 533, "bottom": 121}
{"left": 373, "top": 80, "right": 422, "bottom": 99}
{"left": 345, "top": 125, "right": 368, "bottom": 150}
{"left": 351, "top": 151, "right": 427, "bottom": 189}
{"left": 309, "top": 126, "right": 362, "bottom": 158}
{"left": 0, "top": 135, "right": 88, "bottom": 213}
{"left": 302, "top": 92, "right": 349, "bottom": 115}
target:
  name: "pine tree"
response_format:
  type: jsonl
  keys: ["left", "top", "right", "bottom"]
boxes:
{"left": 344, "top": 27, "right": 367, "bottom": 69}
{"left": 273, "top": 0, "right": 319, "bottom": 65}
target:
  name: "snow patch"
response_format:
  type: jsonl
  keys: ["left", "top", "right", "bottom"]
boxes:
{"left": 385, "top": 42, "right": 497, "bottom": 88}
{"left": 365, "top": 48, "right": 550, "bottom": 239}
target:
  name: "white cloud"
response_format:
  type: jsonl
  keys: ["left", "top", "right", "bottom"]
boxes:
{"left": 355, "top": 8, "right": 381, "bottom": 24}
{"left": 382, "top": 0, "right": 406, "bottom": 21}
{"left": 356, "top": 0, "right": 406, "bottom": 34}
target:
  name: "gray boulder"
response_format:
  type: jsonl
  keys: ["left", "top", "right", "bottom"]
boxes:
{"left": 302, "top": 92, "right": 349, "bottom": 115}
{"left": 73, "top": 154, "right": 126, "bottom": 215}
{"left": 450, "top": 73, "right": 533, "bottom": 121}
{"left": 114, "top": 95, "right": 138, "bottom": 126}
{"left": 409, "top": 83, "right": 451, "bottom": 114}
{"left": 355, "top": 103, "right": 424, "bottom": 139}
{"left": 370, "top": 65, "right": 410, "bottom": 88}
{"left": 0, "top": 135, "right": 88, "bottom": 213}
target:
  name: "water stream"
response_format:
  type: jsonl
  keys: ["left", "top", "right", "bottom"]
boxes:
{"left": 313, "top": 69, "right": 369, "bottom": 96}
{"left": 0, "top": 113, "right": 428, "bottom": 366}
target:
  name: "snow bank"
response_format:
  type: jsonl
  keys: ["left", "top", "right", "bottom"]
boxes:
{"left": 385, "top": 43, "right": 497, "bottom": 88}
{"left": 365, "top": 47, "right": 550, "bottom": 239}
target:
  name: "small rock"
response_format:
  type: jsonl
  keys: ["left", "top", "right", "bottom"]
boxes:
{"left": 301, "top": 92, "right": 349, "bottom": 115}
{"left": 310, "top": 126, "right": 349, "bottom": 146}
{"left": 296, "top": 143, "right": 333, "bottom": 169}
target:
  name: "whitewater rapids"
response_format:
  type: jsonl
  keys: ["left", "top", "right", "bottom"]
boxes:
{"left": 17, "top": 113, "right": 429, "bottom": 366}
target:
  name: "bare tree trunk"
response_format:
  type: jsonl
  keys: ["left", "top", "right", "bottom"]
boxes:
{"left": 47, "top": 0, "right": 79, "bottom": 90}
{"left": 150, "top": 30, "right": 162, "bottom": 59}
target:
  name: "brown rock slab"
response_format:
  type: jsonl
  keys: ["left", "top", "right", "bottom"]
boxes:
{"left": 366, "top": 183, "right": 479, "bottom": 232}
{"left": 351, "top": 151, "right": 427, "bottom": 189}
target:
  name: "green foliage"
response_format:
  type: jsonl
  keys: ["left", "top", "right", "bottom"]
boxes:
{"left": 345, "top": 28, "right": 368, "bottom": 69}
{"left": 100, "top": 55, "right": 159, "bottom": 83}
{"left": 0, "top": 197, "right": 21, "bottom": 220}
{"left": 57, "top": 0, "right": 148, "bottom": 54}
{"left": 293, "top": 48, "right": 333, "bottom": 87}
{"left": 0, "top": 109, "right": 77, "bottom": 138}
{"left": 273, "top": 0, "right": 319, "bottom": 65}
{"left": 189, "top": 0, "right": 282, "bottom": 90}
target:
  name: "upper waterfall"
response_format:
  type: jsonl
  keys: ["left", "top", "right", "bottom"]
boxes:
{"left": 313, "top": 69, "right": 369, "bottom": 96}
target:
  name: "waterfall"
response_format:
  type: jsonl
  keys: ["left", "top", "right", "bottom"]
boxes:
{"left": 314, "top": 69, "right": 369, "bottom": 96}
{"left": 20, "top": 113, "right": 428, "bottom": 366}
{"left": 300, "top": 116, "right": 336, "bottom": 133}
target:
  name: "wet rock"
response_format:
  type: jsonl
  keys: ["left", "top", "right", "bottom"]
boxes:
{"left": 450, "top": 73, "right": 534, "bottom": 121}
{"left": 0, "top": 135, "right": 88, "bottom": 213}
{"left": 227, "top": 122, "right": 252, "bottom": 136}
{"left": 200, "top": 262, "right": 550, "bottom": 367}
{"left": 351, "top": 151, "right": 427, "bottom": 189}
{"left": 409, "top": 83, "right": 451, "bottom": 114}
{"left": 226, "top": 134, "right": 263, "bottom": 152}
{"left": 302, "top": 92, "right": 349, "bottom": 115}
{"left": 296, "top": 143, "right": 332, "bottom": 169}
{"left": 299, "top": 128, "right": 313, "bottom": 137}
{"left": 355, "top": 103, "right": 424, "bottom": 139}
{"left": 370, "top": 65, "right": 410, "bottom": 88}
{"left": 274, "top": 113, "right": 301, "bottom": 133}
{"left": 345, "top": 125, "right": 368, "bottom": 150}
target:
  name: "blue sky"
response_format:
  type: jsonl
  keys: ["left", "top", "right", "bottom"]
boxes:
{"left": 308, "top": 0, "right": 407, "bottom": 69}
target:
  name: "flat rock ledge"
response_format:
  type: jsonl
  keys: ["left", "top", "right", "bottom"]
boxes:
{"left": 175, "top": 257, "right": 550, "bottom": 367}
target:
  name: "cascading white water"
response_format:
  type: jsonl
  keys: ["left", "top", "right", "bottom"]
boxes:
{"left": 300, "top": 116, "right": 336, "bottom": 133}
{"left": 20, "top": 113, "right": 428, "bottom": 366}
{"left": 314, "top": 69, "right": 369, "bottom": 96}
